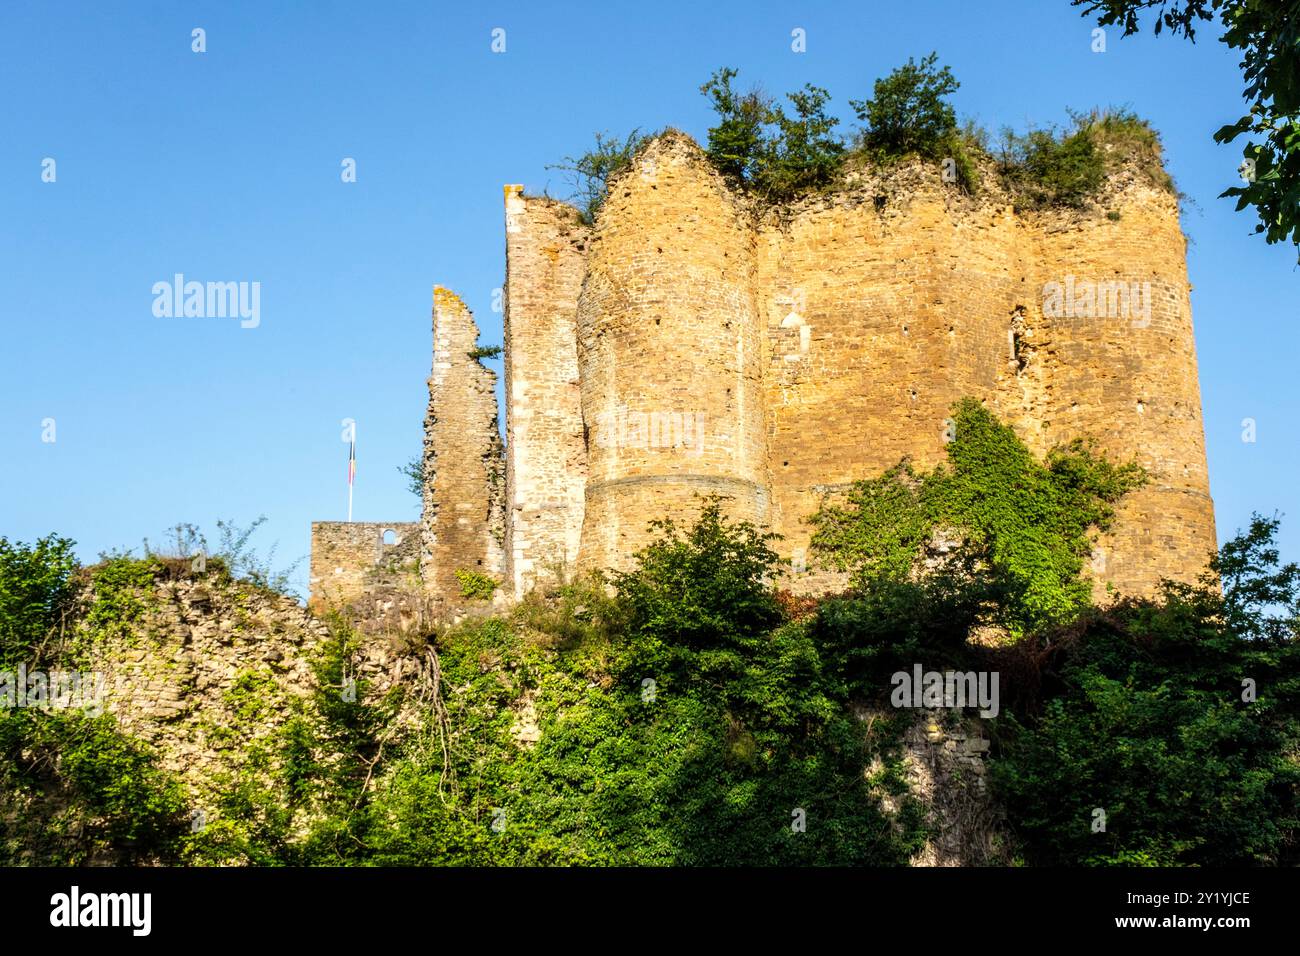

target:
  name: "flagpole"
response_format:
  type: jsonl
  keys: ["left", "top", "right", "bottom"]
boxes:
{"left": 347, "top": 425, "right": 355, "bottom": 522}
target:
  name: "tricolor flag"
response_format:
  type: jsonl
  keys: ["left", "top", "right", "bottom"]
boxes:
{"left": 348, "top": 438, "right": 356, "bottom": 486}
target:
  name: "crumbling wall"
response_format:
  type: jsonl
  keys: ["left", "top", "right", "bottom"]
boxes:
{"left": 421, "top": 287, "right": 506, "bottom": 604}
{"left": 310, "top": 132, "right": 1216, "bottom": 612}
{"left": 502, "top": 187, "right": 590, "bottom": 597}
{"left": 308, "top": 521, "right": 421, "bottom": 624}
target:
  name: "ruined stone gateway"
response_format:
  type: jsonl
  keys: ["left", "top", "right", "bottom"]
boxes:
{"left": 309, "top": 130, "right": 1217, "bottom": 619}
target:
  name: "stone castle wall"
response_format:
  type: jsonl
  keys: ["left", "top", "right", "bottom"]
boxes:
{"left": 747, "top": 143, "right": 1216, "bottom": 597}
{"left": 561, "top": 132, "right": 1215, "bottom": 597}
{"left": 421, "top": 287, "right": 506, "bottom": 603}
{"left": 574, "top": 137, "right": 771, "bottom": 573}
{"left": 308, "top": 521, "right": 420, "bottom": 613}
{"left": 502, "top": 187, "right": 590, "bottom": 598}
{"left": 310, "top": 130, "right": 1216, "bottom": 615}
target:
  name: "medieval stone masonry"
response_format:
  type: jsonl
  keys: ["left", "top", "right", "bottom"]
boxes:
{"left": 310, "top": 130, "right": 1217, "bottom": 616}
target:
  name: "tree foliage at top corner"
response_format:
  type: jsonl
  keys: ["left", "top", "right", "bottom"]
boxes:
{"left": 1074, "top": 0, "right": 1300, "bottom": 257}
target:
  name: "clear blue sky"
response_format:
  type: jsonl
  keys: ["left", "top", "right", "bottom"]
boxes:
{"left": 2, "top": 0, "right": 1295, "bottom": 598}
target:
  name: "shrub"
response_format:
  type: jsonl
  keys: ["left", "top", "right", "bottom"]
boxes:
{"left": 701, "top": 70, "right": 844, "bottom": 202}
{"left": 1, "top": 708, "right": 187, "bottom": 863}
{"left": 988, "top": 515, "right": 1300, "bottom": 865}
{"left": 549, "top": 129, "right": 648, "bottom": 224}
{"left": 610, "top": 497, "right": 783, "bottom": 680}
{"left": 999, "top": 125, "right": 1104, "bottom": 207}
{"left": 998, "top": 110, "right": 1172, "bottom": 208}
{"left": 753, "top": 84, "right": 845, "bottom": 199}
{"left": 511, "top": 571, "right": 619, "bottom": 651}
{"left": 809, "top": 399, "right": 1146, "bottom": 634}
{"left": 455, "top": 568, "right": 498, "bottom": 601}
{"left": 212, "top": 516, "right": 300, "bottom": 597}
{"left": 851, "top": 52, "right": 959, "bottom": 160}
{"left": 700, "top": 68, "right": 770, "bottom": 182}
{"left": 0, "top": 535, "right": 78, "bottom": 668}
{"left": 83, "top": 555, "right": 160, "bottom": 645}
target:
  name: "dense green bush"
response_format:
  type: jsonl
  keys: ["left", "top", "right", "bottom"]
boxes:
{"left": 699, "top": 68, "right": 769, "bottom": 183}
{"left": 0, "top": 707, "right": 188, "bottom": 864}
{"left": 351, "top": 505, "right": 927, "bottom": 866}
{"left": 988, "top": 514, "right": 1300, "bottom": 865}
{"left": 1000, "top": 126, "right": 1104, "bottom": 207}
{"left": 850, "top": 52, "right": 961, "bottom": 161}
{"left": 2, "top": 422, "right": 1296, "bottom": 866}
{"left": 0, "top": 535, "right": 78, "bottom": 668}
{"left": 700, "top": 70, "right": 845, "bottom": 201}
{"left": 998, "top": 109, "right": 1174, "bottom": 208}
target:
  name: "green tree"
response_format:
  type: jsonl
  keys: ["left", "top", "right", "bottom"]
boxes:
{"left": 701, "top": 70, "right": 847, "bottom": 201}
{"left": 1074, "top": 0, "right": 1300, "bottom": 257}
{"left": 850, "top": 52, "right": 960, "bottom": 158}
{"left": 700, "top": 68, "right": 771, "bottom": 182}
{"left": 989, "top": 515, "right": 1300, "bottom": 865}
{"left": 611, "top": 497, "right": 783, "bottom": 679}
{"left": 755, "top": 84, "right": 845, "bottom": 198}
{"left": 0, "top": 535, "right": 78, "bottom": 668}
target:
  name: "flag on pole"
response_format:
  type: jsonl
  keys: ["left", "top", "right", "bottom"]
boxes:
{"left": 347, "top": 431, "right": 355, "bottom": 522}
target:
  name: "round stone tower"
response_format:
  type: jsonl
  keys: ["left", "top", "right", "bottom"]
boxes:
{"left": 575, "top": 131, "right": 770, "bottom": 572}
{"left": 1023, "top": 180, "right": 1218, "bottom": 597}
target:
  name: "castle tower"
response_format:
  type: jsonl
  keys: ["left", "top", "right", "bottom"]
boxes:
{"left": 502, "top": 187, "right": 590, "bottom": 597}
{"left": 311, "top": 130, "right": 1218, "bottom": 618}
{"left": 1020, "top": 182, "right": 1218, "bottom": 596}
{"left": 421, "top": 286, "right": 506, "bottom": 601}
{"left": 575, "top": 132, "right": 771, "bottom": 572}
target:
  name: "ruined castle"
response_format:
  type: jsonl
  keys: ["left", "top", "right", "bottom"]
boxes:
{"left": 308, "top": 130, "right": 1217, "bottom": 620}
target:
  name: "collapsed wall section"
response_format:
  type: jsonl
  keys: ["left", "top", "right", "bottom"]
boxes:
{"left": 502, "top": 187, "right": 590, "bottom": 597}
{"left": 421, "top": 287, "right": 506, "bottom": 602}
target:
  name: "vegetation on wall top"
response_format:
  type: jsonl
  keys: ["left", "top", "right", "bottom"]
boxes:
{"left": 558, "top": 55, "right": 1176, "bottom": 219}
